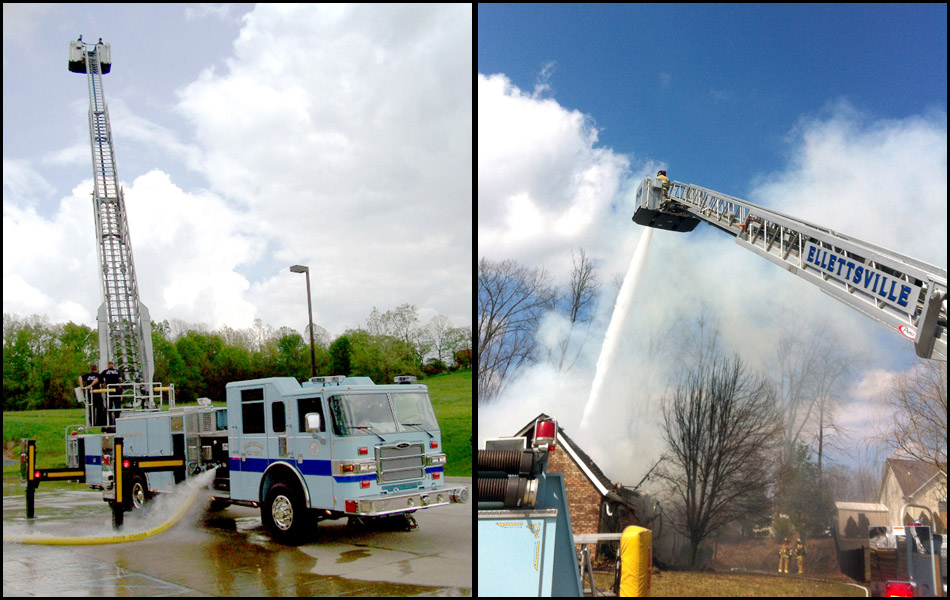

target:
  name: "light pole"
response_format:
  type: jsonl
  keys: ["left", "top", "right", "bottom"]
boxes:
{"left": 289, "top": 264, "right": 317, "bottom": 378}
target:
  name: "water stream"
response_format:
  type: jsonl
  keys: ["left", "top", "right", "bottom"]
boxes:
{"left": 580, "top": 227, "right": 653, "bottom": 429}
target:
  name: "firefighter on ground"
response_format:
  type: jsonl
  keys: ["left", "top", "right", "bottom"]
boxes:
{"left": 795, "top": 538, "right": 806, "bottom": 574}
{"left": 778, "top": 538, "right": 790, "bottom": 574}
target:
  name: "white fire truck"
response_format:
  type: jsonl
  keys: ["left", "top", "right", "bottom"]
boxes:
{"left": 24, "top": 374, "right": 468, "bottom": 543}
{"left": 20, "top": 37, "right": 468, "bottom": 543}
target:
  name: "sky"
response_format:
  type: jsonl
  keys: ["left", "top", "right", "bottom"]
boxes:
{"left": 3, "top": 3, "right": 472, "bottom": 340}
{"left": 478, "top": 5, "right": 947, "bottom": 484}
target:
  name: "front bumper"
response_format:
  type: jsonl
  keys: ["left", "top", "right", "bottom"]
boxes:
{"left": 346, "top": 485, "right": 469, "bottom": 516}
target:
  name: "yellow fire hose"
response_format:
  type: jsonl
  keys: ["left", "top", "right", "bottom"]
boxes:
{"left": 3, "top": 485, "right": 200, "bottom": 546}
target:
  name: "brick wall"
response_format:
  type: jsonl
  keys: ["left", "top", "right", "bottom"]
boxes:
{"left": 546, "top": 445, "right": 602, "bottom": 557}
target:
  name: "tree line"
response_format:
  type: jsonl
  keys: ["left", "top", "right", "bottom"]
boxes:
{"left": 2, "top": 304, "right": 471, "bottom": 411}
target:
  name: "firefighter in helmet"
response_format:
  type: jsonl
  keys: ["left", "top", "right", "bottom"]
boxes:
{"left": 656, "top": 169, "right": 670, "bottom": 199}
{"left": 795, "top": 538, "right": 806, "bottom": 574}
{"left": 778, "top": 538, "right": 790, "bottom": 574}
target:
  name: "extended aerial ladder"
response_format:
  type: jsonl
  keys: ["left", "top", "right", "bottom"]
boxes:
{"left": 632, "top": 177, "right": 947, "bottom": 360}
{"left": 15, "top": 39, "right": 173, "bottom": 522}
{"left": 69, "top": 37, "right": 155, "bottom": 390}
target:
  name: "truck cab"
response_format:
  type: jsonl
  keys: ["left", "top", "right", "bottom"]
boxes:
{"left": 221, "top": 375, "right": 468, "bottom": 543}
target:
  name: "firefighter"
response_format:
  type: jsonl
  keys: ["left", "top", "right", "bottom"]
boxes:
{"left": 778, "top": 538, "right": 790, "bottom": 574}
{"left": 78, "top": 363, "right": 99, "bottom": 390}
{"left": 98, "top": 361, "right": 122, "bottom": 427}
{"left": 795, "top": 538, "right": 806, "bottom": 574}
{"left": 656, "top": 169, "right": 670, "bottom": 199}
{"left": 78, "top": 364, "right": 105, "bottom": 426}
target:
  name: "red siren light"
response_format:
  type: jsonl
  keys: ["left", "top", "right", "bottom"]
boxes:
{"left": 534, "top": 418, "right": 557, "bottom": 451}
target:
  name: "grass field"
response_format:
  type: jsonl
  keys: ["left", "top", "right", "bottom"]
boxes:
{"left": 424, "top": 368, "right": 473, "bottom": 476}
{"left": 3, "top": 369, "right": 472, "bottom": 477}
{"left": 593, "top": 569, "right": 865, "bottom": 597}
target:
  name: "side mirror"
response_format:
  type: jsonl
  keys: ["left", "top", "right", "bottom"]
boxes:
{"left": 305, "top": 413, "right": 322, "bottom": 433}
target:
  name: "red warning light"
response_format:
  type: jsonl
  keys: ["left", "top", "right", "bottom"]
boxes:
{"left": 884, "top": 581, "right": 915, "bottom": 597}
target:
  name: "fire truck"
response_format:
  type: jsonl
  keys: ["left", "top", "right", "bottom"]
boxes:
{"left": 19, "top": 37, "right": 469, "bottom": 543}
{"left": 24, "top": 374, "right": 468, "bottom": 543}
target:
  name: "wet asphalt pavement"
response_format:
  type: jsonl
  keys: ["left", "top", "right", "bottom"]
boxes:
{"left": 2, "top": 477, "right": 471, "bottom": 596}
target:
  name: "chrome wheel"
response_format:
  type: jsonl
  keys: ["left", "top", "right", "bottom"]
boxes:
{"left": 131, "top": 480, "right": 147, "bottom": 509}
{"left": 272, "top": 495, "right": 294, "bottom": 531}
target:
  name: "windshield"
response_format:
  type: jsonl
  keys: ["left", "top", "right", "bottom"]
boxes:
{"left": 328, "top": 392, "right": 439, "bottom": 436}
{"left": 391, "top": 392, "right": 439, "bottom": 430}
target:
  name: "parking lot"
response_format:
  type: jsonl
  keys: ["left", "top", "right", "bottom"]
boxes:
{"left": 3, "top": 476, "right": 471, "bottom": 596}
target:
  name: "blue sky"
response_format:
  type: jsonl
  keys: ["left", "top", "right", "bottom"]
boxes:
{"left": 479, "top": 4, "right": 947, "bottom": 197}
{"left": 478, "top": 4, "right": 947, "bottom": 481}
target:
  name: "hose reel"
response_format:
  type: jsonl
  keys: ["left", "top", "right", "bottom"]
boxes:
{"left": 476, "top": 416, "right": 557, "bottom": 509}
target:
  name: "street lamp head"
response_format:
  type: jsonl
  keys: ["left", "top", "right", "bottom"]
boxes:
{"left": 289, "top": 263, "right": 316, "bottom": 378}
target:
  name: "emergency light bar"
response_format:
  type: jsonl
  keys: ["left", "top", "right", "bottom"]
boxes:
{"left": 308, "top": 375, "right": 346, "bottom": 385}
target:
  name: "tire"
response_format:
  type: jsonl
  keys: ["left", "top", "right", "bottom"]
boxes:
{"left": 128, "top": 472, "right": 151, "bottom": 510}
{"left": 261, "top": 481, "right": 309, "bottom": 544}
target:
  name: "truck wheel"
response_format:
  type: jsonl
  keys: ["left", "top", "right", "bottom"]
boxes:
{"left": 129, "top": 472, "right": 151, "bottom": 510}
{"left": 262, "top": 482, "right": 308, "bottom": 544}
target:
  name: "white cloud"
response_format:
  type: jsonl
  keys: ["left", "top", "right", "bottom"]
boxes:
{"left": 42, "top": 144, "right": 87, "bottom": 167}
{"left": 3, "top": 159, "right": 56, "bottom": 206}
{"left": 124, "top": 170, "right": 260, "bottom": 328}
{"left": 838, "top": 368, "right": 902, "bottom": 454}
{"left": 4, "top": 5, "right": 472, "bottom": 338}
{"left": 3, "top": 180, "right": 97, "bottom": 323}
{"left": 1, "top": 4, "right": 54, "bottom": 50}
{"left": 174, "top": 4, "right": 473, "bottom": 331}
{"left": 183, "top": 3, "right": 240, "bottom": 22}
{"left": 751, "top": 102, "right": 947, "bottom": 268}
{"left": 478, "top": 73, "right": 634, "bottom": 279}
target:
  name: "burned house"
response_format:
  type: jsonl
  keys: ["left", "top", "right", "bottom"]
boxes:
{"left": 515, "top": 414, "right": 642, "bottom": 561}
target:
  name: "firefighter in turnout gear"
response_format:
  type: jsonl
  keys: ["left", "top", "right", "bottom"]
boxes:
{"left": 656, "top": 169, "right": 670, "bottom": 200}
{"left": 778, "top": 538, "right": 790, "bottom": 574}
{"left": 795, "top": 539, "right": 806, "bottom": 574}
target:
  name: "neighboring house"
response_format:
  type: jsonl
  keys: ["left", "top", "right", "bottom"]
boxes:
{"left": 515, "top": 414, "right": 640, "bottom": 560}
{"left": 877, "top": 458, "right": 947, "bottom": 533}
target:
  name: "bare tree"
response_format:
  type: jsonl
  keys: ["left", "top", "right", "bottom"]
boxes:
{"left": 879, "top": 360, "right": 947, "bottom": 477}
{"left": 772, "top": 321, "right": 858, "bottom": 470}
{"left": 477, "top": 257, "right": 556, "bottom": 402}
{"left": 823, "top": 461, "right": 882, "bottom": 503}
{"left": 445, "top": 325, "right": 472, "bottom": 361}
{"left": 426, "top": 314, "right": 453, "bottom": 364}
{"left": 657, "top": 353, "right": 782, "bottom": 568}
{"left": 556, "top": 247, "right": 600, "bottom": 371}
